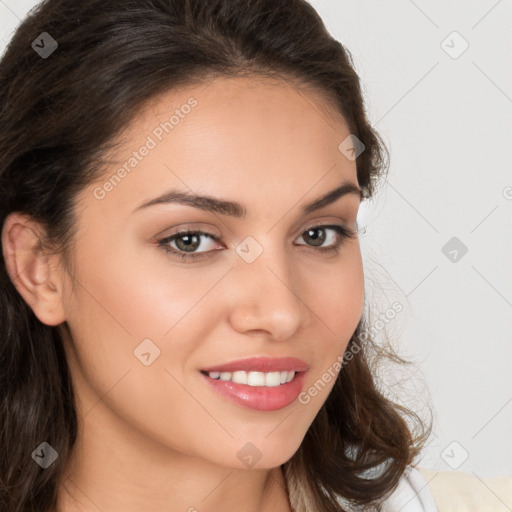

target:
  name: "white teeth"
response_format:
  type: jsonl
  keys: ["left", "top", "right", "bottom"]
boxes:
{"left": 247, "top": 371, "right": 265, "bottom": 386}
{"left": 231, "top": 371, "right": 248, "bottom": 384}
{"left": 206, "top": 370, "right": 296, "bottom": 386}
{"left": 265, "top": 371, "right": 281, "bottom": 387}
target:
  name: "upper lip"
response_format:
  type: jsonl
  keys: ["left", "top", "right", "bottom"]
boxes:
{"left": 201, "top": 356, "right": 309, "bottom": 373}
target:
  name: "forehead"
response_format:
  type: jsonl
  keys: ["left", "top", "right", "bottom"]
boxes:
{"left": 140, "top": 73, "right": 348, "bottom": 133}
{"left": 82, "top": 74, "right": 358, "bottom": 220}
{"left": 113, "top": 73, "right": 351, "bottom": 163}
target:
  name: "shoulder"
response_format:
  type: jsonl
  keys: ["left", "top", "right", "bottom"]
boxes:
{"left": 380, "top": 465, "right": 439, "bottom": 512}
{"left": 414, "top": 467, "right": 512, "bottom": 511}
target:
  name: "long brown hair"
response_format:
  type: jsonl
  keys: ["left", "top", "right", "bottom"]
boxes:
{"left": 0, "top": 1, "right": 432, "bottom": 510}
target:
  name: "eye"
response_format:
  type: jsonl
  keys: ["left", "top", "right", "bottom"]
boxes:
{"left": 295, "top": 224, "right": 357, "bottom": 253}
{"left": 157, "top": 229, "right": 220, "bottom": 262}
{"left": 157, "top": 223, "right": 357, "bottom": 262}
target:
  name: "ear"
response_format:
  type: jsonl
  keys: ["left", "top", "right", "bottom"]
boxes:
{"left": 1, "top": 212, "right": 66, "bottom": 326}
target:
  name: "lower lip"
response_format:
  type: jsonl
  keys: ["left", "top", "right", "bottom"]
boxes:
{"left": 200, "top": 371, "right": 307, "bottom": 411}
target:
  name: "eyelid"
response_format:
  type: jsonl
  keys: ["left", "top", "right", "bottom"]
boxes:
{"left": 153, "top": 222, "right": 221, "bottom": 241}
{"left": 301, "top": 218, "right": 352, "bottom": 233}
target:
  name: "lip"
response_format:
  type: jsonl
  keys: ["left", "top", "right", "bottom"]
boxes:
{"left": 200, "top": 369, "right": 308, "bottom": 411}
{"left": 200, "top": 356, "right": 309, "bottom": 373}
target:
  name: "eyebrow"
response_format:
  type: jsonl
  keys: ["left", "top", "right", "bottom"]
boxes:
{"left": 133, "top": 180, "right": 362, "bottom": 217}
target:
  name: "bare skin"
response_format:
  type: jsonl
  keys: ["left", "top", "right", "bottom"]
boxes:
{"left": 2, "top": 74, "right": 364, "bottom": 511}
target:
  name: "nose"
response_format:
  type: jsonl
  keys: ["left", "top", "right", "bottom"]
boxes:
{"left": 226, "top": 242, "right": 307, "bottom": 341}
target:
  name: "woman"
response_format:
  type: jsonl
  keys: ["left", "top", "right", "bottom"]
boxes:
{"left": 0, "top": 0, "right": 437, "bottom": 510}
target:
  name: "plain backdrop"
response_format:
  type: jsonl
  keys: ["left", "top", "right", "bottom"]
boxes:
{"left": 1, "top": 0, "right": 511, "bottom": 479}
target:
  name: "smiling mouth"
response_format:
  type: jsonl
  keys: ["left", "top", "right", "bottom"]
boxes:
{"left": 200, "top": 369, "right": 297, "bottom": 387}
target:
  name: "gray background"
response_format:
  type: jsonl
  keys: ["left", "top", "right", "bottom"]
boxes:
{"left": 1, "top": 0, "right": 511, "bottom": 479}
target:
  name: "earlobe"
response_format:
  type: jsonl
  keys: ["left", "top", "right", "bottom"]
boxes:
{"left": 1, "top": 212, "right": 66, "bottom": 326}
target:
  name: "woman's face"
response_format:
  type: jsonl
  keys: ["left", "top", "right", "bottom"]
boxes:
{"left": 57, "top": 75, "right": 365, "bottom": 470}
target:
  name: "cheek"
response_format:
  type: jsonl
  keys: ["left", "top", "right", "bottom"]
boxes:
{"left": 304, "top": 247, "right": 364, "bottom": 343}
{"left": 62, "top": 234, "right": 231, "bottom": 404}
{"left": 61, "top": 242, "right": 236, "bottom": 460}
{"left": 336, "top": 253, "right": 364, "bottom": 336}
{"left": 69, "top": 231, "right": 222, "bottom": 341}
{"left": 60, "top": 237, "right": 196, "bottom": 392}
{"left": 297, "top": 248, "right": 364, "bottom": 402}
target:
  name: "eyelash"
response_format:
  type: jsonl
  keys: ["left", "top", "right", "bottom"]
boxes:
{"left": 157, "top": 224, "right": 357, "bottom": 263}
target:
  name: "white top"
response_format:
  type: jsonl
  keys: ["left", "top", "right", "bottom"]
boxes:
{"left": 381, "top": 466, "right": 439, "bottom": 512}
{"left": 336, "top": 466, "right": 439, "bottom": 511}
